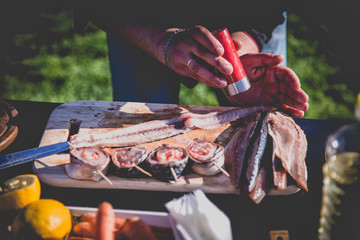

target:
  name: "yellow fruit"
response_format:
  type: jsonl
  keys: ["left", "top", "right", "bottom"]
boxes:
{"left": 0, "top": 174, "right": 41, "bottom": 212}
{"left": 12, "top": 199, "right": 72, "bottom": 239}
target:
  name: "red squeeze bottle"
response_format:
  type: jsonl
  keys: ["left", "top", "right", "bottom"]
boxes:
{"left": 213, "top": 28, "right": 250, "bottom": 96}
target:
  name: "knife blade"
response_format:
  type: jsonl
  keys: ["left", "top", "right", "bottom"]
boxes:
{"left": 0, "top": 141, "right": 70, "bottom": 169}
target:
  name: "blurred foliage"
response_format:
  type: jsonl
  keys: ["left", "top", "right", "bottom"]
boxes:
{"left": 0, "top": 9, "right": 112, "bottom": 102}
{"left": 287, "top": 14, "right": 355, "bottom": 120}
{"left": 179, "top": 82, "right": 218, "bottom": 106}
{"left": 0, "top": 5, "right": 357, "bottom": 120}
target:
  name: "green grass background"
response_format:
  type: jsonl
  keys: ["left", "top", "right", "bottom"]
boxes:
{"left": 0, "top": 6, "right": 358, "bottom": 120}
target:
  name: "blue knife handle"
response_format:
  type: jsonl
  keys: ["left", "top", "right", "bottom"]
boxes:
{"left": 0, "top": 141, "right": 70, "bottom": 169}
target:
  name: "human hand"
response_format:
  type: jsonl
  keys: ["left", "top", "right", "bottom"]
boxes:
{"left": 226, "top": 53, "right": 309, "bottom": 118}
{"left": 166, "top": 26, "right": 233, "bottom": 88}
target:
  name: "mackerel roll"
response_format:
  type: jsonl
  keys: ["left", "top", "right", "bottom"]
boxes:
{"left": 111, "top": 147, "right": 149, "bottom": 177}
{"left": 187, "top": 138, "right": 225, "bottom": 176}
{"left": 147, "top": 144, "right": 188, "bottom": 182}
{"left": 65, "top": 147, "right": 110, "bottom": 182}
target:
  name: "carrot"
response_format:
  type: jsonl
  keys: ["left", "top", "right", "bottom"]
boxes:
{"left": 79, "top": 212, "right": 126, "bottom": 230}
{"left": 68, "top": 237, "right": 95, "bottom": 240}
{"left": 96, "top": 202, "right": 116, "bottom": 240}
{"left": 80, "top": 211, "right": 97, "bottom": 222}
{"left": 115, "top": 217, "right": 126, "bottom": 229}
{"left": 73, "top": 221, "right": 96, "bottom": 238}
{"left": 119, "top": 217, "right": 157, "bottom": 240}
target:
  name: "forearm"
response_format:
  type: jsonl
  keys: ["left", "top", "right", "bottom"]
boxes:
{"left": 110, "top": 24, "right": 180, "bottom": 64}
{"left": 108, "top": 24, "right": 259, "bottom": 63}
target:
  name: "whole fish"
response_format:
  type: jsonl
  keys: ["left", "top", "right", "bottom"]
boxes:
{"left": 225, "top": 110, "right": 308, "bottom": 204}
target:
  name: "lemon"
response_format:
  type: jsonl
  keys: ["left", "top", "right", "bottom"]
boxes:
{"left": 0, "top": 174, "right": 41, "bottom": 212}
{"left": 12, "top": 199, "right": 72, "bottom": 239}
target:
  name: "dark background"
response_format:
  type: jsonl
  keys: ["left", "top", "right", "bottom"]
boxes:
{"left": 0, "top": 1, "right": 359, "bottom": 120}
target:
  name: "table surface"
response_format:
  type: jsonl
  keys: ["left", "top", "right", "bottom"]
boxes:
{"left": 0, "top": 99, "right": 346, "bottom": 240}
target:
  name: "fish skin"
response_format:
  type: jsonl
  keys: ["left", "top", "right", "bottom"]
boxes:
{"left": 187, "top": 138, "right": 217, "bottom": 162}
{"left": 180, "top": 106, "right": 271, "bottom": 129}
{"left": 246, "top": 112, "right": 269, "bottom": 192}
{"left": 112, "top": 147, "right": 147, "bottom": 168}
{"left": 225, "top": 113, "right": 261, "bottom": 187}
{"left": 65, "top": 147, "right": 110, "bottom": 181}
{"left": 146, "top": 144, "right": 188, "bottom": 182}
{"left": 187, "top": 138, "right": 225, "bottom": 176}
{"left": 225, "top": 110, "right": 308, "bottom": 204}
{"left": 248, "top": 141, "right": 273, "bottom": 204}
{"left": 248, "top": 166, "right": 268, "bottom": 204}
{"left": 69, "top": 106, "right": 272, "bottom": 149}
{"left": 70, "top": 118, "right": 189, "bottom": 148}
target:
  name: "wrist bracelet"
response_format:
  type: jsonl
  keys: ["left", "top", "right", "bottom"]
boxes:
{"left": 163, "top": 29, "right": 185, "bottom": 68}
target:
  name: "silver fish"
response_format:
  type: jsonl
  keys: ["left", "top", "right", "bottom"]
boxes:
{"left": 247, "top": 112, "right": 269, "bottom": 192}
{"left": 225, "top": 112, "right": 261, "bottom": 188}
{"left": 225, "top": 110, "right": 308, "bottom": 204}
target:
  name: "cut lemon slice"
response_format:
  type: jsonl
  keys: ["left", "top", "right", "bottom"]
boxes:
{"left": 0, "top": 174, "right": 41, "bottom": 212}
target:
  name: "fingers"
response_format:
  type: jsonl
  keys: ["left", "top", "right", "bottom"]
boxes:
{"left": 275, "top": 65, "right": 301, "bottom": 90}
{"left": 277, "top": 91, "right": 309, "bottom": 112}
{"left": 241, "top": 53, "right": 284, "bottom": 68}
{"left": 278, "top": 82, "right": 309, "bottom": 106}
{"left": 168, "top": 26, "right": 234, "bottom": 88}
{"left": 177, "top": 28, "right": 233, "bottom": 75}
{"left": 190, "top": 26, "right": 224, "bottom": 56}
{"left": 181, "top": 41, "right": 232, "bottom": 75}
{"left": 274, "top": 66, "right": 309, "bottom": 112}
{"left": 277, "top": 104, "right": 306, "bottom": 118}
{"left": 184, "top": 58, "right": 228, "bottom": 88}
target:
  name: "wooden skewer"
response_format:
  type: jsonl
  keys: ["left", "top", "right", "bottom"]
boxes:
{"left": 68, "top": 141, "right": 76, "bottom": 150}
{"left": 170, "top": 166, "right": 178, "bottom": 182}
{"left": 212, "top": 163, "right": 230, "bottom": 178}
{"left": 97, "top": 171, "right": 113, "bottom": 185}
{"left": 134, "top": 165, "right": 152, "bottom": 177}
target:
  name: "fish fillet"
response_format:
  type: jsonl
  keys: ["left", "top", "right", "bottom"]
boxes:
{"left": 180, "top": 106, "right": 270, "bottom": 129}
{"left": 70, "top": 118, "right": 189, "bottom": 148}
{"left": 267, "top": 111, "right": 308, "bottom": 191}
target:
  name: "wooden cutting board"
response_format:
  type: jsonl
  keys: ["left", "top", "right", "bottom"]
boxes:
{"left": 33, "top": 100, "right": 298, "bottom": 195}
{"left": 0, "top": 99, "right": 18, "bottom": 152}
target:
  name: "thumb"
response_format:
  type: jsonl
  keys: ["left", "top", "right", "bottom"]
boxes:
{"left": 240, "top": 53, "right": 284, "bottom": 67}
{"left": 232, "top": 39, "right": 241, "bottom": 51}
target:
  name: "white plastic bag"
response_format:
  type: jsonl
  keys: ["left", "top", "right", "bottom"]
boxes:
{"left": 165, "top": 189, "right": 233, "bottom": 240}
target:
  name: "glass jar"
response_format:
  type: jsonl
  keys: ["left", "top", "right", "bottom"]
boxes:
{"left": 318, "top": 94, "right": 360, "bottom": 240}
